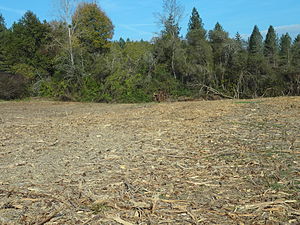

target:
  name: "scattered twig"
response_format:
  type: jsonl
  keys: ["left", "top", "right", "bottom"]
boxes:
{"left": 236, "top": 200, "right": 297, "bottom": 211}
{"left": 35, "top": 207, "right": 64, "bottom": 225}
{"left": 106, "top": 214, "right": 133, "bottom": 225}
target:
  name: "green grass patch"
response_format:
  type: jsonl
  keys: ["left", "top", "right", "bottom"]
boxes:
{"left": 89, "top": 202, "right": 113, "bottom": 214}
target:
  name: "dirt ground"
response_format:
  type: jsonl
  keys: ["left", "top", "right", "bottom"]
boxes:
{"left": 0, "top": 97, "right": 299, "bottom": 225}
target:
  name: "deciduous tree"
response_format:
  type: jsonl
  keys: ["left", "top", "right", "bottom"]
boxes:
{"left": 73, "top": 2, "right": 114, "bottom": 54}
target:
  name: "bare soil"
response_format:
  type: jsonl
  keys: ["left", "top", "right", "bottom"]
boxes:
{"left": 0, "top": 97, "right": 299, "bottom": 225}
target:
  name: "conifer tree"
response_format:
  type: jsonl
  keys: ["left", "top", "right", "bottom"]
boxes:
{"left": 279, "top": 33, "right": 291, "bottom": 66}
{"left": 186, "top": 8, "right": 212, "bottom": 84}
{"left": 186, "top": 7, "right": 206, "bottom": 42}
{"left": 248, "top": 25, "right": 263, "bottom": 54}
{"left": 208, "top": 22, "right": 229, "bottom": 86}
{"left": 5, "top": 11, "right": 52, "bottom": 76}
{"left": 118, "top": 37, "right": 126, "bottom": 49}
{"left": 0, "top": 14, "right": 7, "bottom": 71}
{"left": 247, "top": 26, "right": 265, "bottom": 97}
{"left": 0, "top": 14, "right": 5, "bottom": 32}
{"left": 154, "top": 0, "right": 184, "bottom": 80}
{"left": 208, "top": 22, "right": 229, "bottom": 63}
{"left": 235, "top": 32, "right": 243, "bottom": 49}
{"left": 291, "top": 34, "right": 300, "bottom": 68}
{"left": 264, "top": 25, "right": 278, "bottom": 66}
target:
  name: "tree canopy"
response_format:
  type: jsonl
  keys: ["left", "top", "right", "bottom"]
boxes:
{"left": 0, "top": 1, "right": 299, "bottom": 101}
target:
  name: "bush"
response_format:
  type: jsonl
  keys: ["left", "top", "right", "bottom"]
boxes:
{"left": 79, "top": 76, "right": 107, "bottom": 102}
{"left": 10, "top": 63, "right": 36, "bottom": 80}
{"left": 105, "top": 70, "right": 151, "bottom": 103}
{"left": 0, "top": 71, "right": 29, "bottom": 100}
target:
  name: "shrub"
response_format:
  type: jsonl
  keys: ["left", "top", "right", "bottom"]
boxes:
{"left": 10, "top": 63, "right": 36, "bottom": 80}
{"left": 0, "top": 71, "right": 29, "bottom": 99}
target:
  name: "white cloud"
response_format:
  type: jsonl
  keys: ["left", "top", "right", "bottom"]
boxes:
{"left": 273, "top": 24, "right": 300, "bottom": 36}
{"left": 121, "top": 23, "right": 155, "bottom": 28}
{"left": 119, "top": 24, "right": 154, "bottom": 36}
{"left": 0, "top": 6, "right": 25, "bottom": 15}
{"left": 241, "top": 24, "right": 300, "bottom": 39}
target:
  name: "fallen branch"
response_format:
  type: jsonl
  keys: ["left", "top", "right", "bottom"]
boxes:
{"left": 106, "top": 214, "right": 133, "bottom": 225}
{"left": 35, "top": 207, "right": 64, "bottom": 225}
{"left": 236, "top": 200, "right": 297, "bottom": 211}
{"left": 189, "top": 83, "right": 234, "bottom": 99}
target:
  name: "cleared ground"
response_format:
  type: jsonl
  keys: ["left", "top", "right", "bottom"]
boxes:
{"left": 0, "top": 97, "right": 299, "bottom": 224}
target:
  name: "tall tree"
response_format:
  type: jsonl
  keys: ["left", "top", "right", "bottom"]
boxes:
{"left": 224, "top": 33, "right": 248, "bottom": 98}
{"left": 6, "top": 11, "right": 52, "bottom": 77}
{"left": 187, "top": 7, "right": 206, "bottom": 41}
{"left": 73, "top": 2, "right": 114, "bottom": 54}
{"left": 247, "top": 26, "right": 266, "bottom": 97}
{"left": 186, "top": 7, "right": 212, "bottom": 84}
{"left": 248, "top": 25, "right": 263, "bottom": 55}
{"left": 54, "top": 0, "right": 79, "bottom": 72}
{"left": 0, "top": 14, "right": 5, "bottom": 32}
{"left": 291, "top": 34, "right": 300, "bottom": 67}
{"left": 208, "top": 22, "right": 229, "bottom": 87}
{"left": 279, "top": 33, "right": 292, "bottom": 67}
{"left": 264, "top": 25, "right": 278, "bottom": 66}
{"left": 0, "top": 14, "right": 8, "bottom": 71}
{"left": 208, "top": 22, "right": 229, "bottom": 64}
{"left": 154, "top": 0, "right": 184, "bottom": 80}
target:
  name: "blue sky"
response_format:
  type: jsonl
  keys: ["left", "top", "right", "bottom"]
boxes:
{"left": 0, "top": 0, "right": 300, "bottom": 41}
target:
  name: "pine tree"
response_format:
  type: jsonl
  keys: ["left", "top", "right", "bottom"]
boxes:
{"left": 5, "top": 11, "right": 52, "bottom": 76}
{"left": 163, "top": 14, "right": 180, "bottom": 38}
{"left": 208, "top": 23, "right": 229, "bottom": 87}
{"left": 235, "top": 32, "right": 243, "bottom": 48}
{"left": 208, "top": 22, "right": 229, "bottom": 62}
{"left": 0, "top": 14, "right": 5, "bottom": 32}
{"left": 291, "top": 34, "right": 300, "bottom": 68}
{"left": 248, "top": 25, "right": 263, "bottom": 54}
{"left": 209, "top": 23, "right": 228, "bottom": 44}
{"left": 264, "top": 25, "right": 278, "bottom": 66}
{"left": 154, "top": 0, "right": 183, "bottom": 80}
{"left": 247, "top": 26, "right": 266, "bottom": 97}
{"left": 185, "top": 8, "right": 212, "bottom": 84}
{"left": 0, "top": 14, "right": 7, "bottom": 71}
{"left": 118, "top": 37, "right": 126, "bottom": 49}
{"left": 186, "top": 7, "right": 206, "bottom": 42}
{"left": 279, "top": 33, "right": 291, "bottom": 66}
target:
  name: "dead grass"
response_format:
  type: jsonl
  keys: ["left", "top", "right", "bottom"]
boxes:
{"left": 0, "top": 97, "right": 299, "bottom": 224}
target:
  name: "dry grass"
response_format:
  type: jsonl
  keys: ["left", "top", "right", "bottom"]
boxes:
{"left": 0, "top": 97, "right": 299, "bottom": 224}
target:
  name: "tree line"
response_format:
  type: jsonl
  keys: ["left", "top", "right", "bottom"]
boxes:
{"left": 0, "top": 0, "right": 299, "bottom": 102}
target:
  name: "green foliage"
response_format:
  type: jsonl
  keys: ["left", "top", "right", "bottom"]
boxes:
{"left": 264, "top": 25, "right": 278, "bottom": 66}
{"left": 187, "top": 7, "right": 206, "bottom": 40}
{"left": 0, "top": 4, "right": 298, "bottom": 102}
{"left": 0, "top": 14, "right": 8, "bottom": 71}
{"left": 79, "top": 76, "right": 106, "bottom": 102}
{"left": 248, "top": 25, "right": 263, "bottom": 55}
{"left": 6, "top": 11, "right": 52, "bottom": 72}
{"left": 279, "top": 33, "right": 292, "bottom": 67}
{"left": 209, "top": 23, "right": 229, "bottom": 66}
{"left": 185, "top": 8, "right": 212, "bottom": 85}
{"left": 73, "top": 2, "right": 114, "bottom": 54}
{"left": 105, "top": 70, "right": 151, "bottom": 102}
{"left": 291, "top": 35, "right": 300, "bottom": 68}
{"left": 11, "top": 63, "right": 36, "bottom": 80}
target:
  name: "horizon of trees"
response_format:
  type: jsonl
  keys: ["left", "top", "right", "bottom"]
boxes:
{"left": 0, "top": 0, "right": 299, "bottom": 102}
